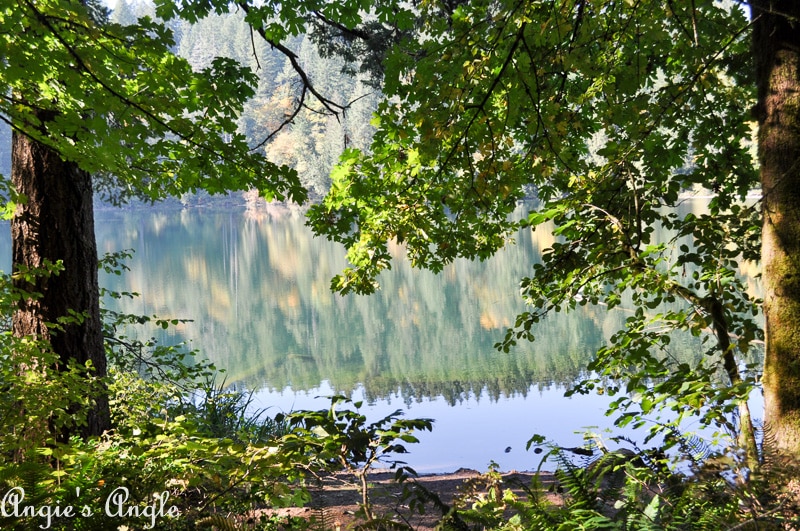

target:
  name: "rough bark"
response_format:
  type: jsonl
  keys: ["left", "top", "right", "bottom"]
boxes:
{"left": 753, "top": 0, "right": 800, "bottom": 456}
{"left": 11, "top": 127, "right": 110, "bottom": 440}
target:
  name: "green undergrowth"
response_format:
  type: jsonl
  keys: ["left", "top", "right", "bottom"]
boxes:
{"left": 395, "top": 433, "right": 800, "bottom": 531}
{"left": 1, "top": 255, "right": 799, "bottom": 530}
{"left": 1, "top": 334, "right": 436, "bottom": 529}
{"left": 0, "top": 255, "right": 431, "bottom": 529}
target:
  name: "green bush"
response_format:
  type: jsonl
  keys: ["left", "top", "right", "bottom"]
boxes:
{"left": 420, "top": 431, "right": 800, "bottom": 531}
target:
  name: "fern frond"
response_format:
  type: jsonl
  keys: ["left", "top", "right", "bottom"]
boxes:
{"left": 661, "top": 425, "right": 715, "bottom": 469}
{"left": 196, "top": 513, "right": 241, "bottom": 530}
{"left": 309, "top": 505, "right": 336, "bottom": 531}
{"left": 550, "top": 446, "right": 599, "bottom": 510}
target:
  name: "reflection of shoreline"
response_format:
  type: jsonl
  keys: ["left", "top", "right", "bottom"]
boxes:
{"left": 96, "top": 206, "right": 606, "bottom": 404}
{"left": 94, "top": 205, "right": 741, "bottom": 404}
{"left": 250, "top": 381, "right": 618, "bottom": 474}
{"left": 252, "top": 377, "right": 588, "bottom": 408}
{"left": 224, "top": 339, "right": 602, "bottom": 404}
{"left": 357, "top": 377, "right": 583, "bottom": 407}
{"left": 87, "top": 204, "right": 761, "bottom": 429}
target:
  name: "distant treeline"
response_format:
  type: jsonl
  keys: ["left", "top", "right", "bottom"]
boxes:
{"left": 115, "top": 0, "right": 381, "bottom": 207}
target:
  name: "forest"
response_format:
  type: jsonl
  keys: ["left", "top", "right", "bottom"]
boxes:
{"left": 1, "top": 0, "right": 800, "bottom": 529}
{"left": 112, "top": 0, "right": 381, "bottom": 204}
{"left": 0, "top": 1, "right": 378, "bottom": 203}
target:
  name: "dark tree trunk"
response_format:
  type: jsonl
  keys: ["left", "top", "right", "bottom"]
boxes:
{"left": 753, "top": 0, "right": 800, "bottom": 456}
{"left": 11, "top": 128, "right": 110, "bottom": 440}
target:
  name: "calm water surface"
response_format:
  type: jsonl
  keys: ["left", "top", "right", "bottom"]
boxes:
{"left": 3, "top": 200, "right": 756, "bottom": 473}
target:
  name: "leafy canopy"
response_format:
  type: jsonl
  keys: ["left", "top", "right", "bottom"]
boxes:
{"left": 0, "top": 0, "right": 305, "bottom": 203}
{"left": 309, "top": 0, "right": 756, "bottom": 291}
{"left": 1, "top": 0, "right": 762, "bottom": 445}
{"left": 304, "top": 0, "right": 761, "bottom": 439}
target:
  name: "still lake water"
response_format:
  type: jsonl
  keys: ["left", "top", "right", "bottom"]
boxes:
{"left": 2, "top": 200, "right": 760, "bottom": 473}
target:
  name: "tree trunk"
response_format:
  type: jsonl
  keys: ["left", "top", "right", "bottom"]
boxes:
{"left": 706, "top": 297, "right": 759, "bottom": 471}
{"left": 753, "top": 0, "right": 800, "bottom": 456}
{"left": 11, "top": 127, "right": 110, "bottom": 440}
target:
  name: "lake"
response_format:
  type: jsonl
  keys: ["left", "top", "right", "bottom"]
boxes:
{"left": 2, "top": 199, "right": 760, "bottom": 473}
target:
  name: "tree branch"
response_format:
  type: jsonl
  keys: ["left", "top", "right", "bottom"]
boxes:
{"left": 237, "top": 2, "right": 347, "bottom": 119}
{"left": 311, "top": 10, "right": 373, "bottom": 41}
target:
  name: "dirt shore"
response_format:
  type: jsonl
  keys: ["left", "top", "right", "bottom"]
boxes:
{"left": 260, "top": 468, "right": 557, "bottom": 530}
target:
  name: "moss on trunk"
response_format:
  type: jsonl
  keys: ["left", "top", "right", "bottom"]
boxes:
{"left": 11, "top": 127, "right": 110, "bottom": 440}
{"left": 753, "top": 0, "right": 800, "bottom": 456}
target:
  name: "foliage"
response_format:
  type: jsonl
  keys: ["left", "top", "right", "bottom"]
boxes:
{"left": 434, "top": 462, "right": 518, "bottom": 529}
{"left": 0, "top": 389, "right": 435, "bottom": 530}
{"left": 303, "top": 0, "right": 763, "bottom": 455}
{"left": 1, "top": 0, "right": 306, "bottom": 206}
{"left": 184, "top": 375, "right": 290, "bottom": 444}
{"left": 417, "top": 433, "right": 800, "bottom": 531}
{"left": 0, "top": 263, "right": 106, "bottom": 458}
{"left": 108, "top": 0, "right": 383, "bottom": 204}
{"left": 0, "top": 414, "right": 303, "bottom": 530}
{"left": 277, "top": 395, "right": 433, "bottom": 522}
{"left": 0, "top": 266, "right": 287, "bottom": 529}
{"left": 0, "top": 254, "right": 427, "bottom": 529}
{"left": 1, "top": 1, "right": 379, "bottom": 207}
{"left": 0, "top": 263, "right": 441, "bottom": 529}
